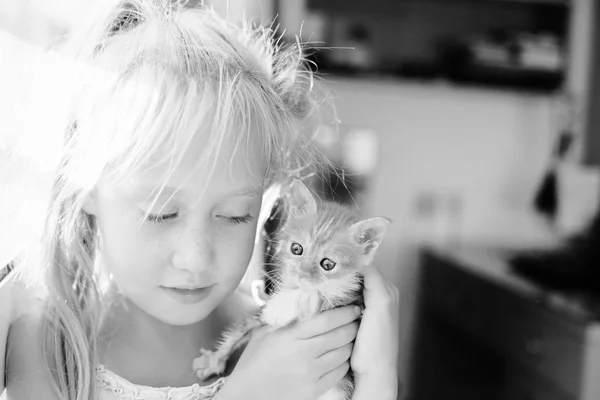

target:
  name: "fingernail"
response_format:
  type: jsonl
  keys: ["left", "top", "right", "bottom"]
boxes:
{"left": 354, "top": 306, "right": 361, "bottom": 315}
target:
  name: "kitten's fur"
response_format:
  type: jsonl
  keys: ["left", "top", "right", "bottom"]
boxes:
{"left": 192, "top": 179, "right": 389, "bottom": 400}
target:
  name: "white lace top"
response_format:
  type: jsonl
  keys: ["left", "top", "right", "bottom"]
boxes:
{"left": 96, "top": 364, "right": 226, "bottom": 400}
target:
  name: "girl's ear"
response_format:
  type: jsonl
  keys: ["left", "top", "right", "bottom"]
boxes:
{"left": 81, "top": 189, "right": 98, "bottom": 216}
{"left": 349, "top": 217, "right": 391, "bottom": 263}
{"left": 287, "top": 179, "right": 317, "bottom": 218}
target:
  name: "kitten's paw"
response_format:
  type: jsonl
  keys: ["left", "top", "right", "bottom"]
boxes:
{"left": 318, "top": 377, "right": 353, "bottom": 400}
{"left": 192, "top": 348, "right": 226, "bottom": 381}
{"left": 261, "top": 301, "right": 296, "bottom": 327}
{"left": 317, "top": 386, "right": 349, "bottom": 400}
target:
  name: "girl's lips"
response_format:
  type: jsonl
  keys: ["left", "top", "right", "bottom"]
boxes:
{"left": 161, "top": 285, "right": 214, "bottom": 305}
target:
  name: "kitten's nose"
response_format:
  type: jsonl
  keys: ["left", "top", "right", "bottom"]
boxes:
{"left": 298, "top": 263, "right": 316, "bottom": 279}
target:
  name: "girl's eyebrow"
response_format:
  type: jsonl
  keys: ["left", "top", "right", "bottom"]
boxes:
{"left": 134, "top": 184, "right": 177, "bottom": 196}
{"left": 123, "top": 184, "right": 178, "bottom": 202}
{"left": 132, "top": 183, "right": 263, "bottom": 197}
{"left": 229, "top": 185, "right": 263, "bottom": 197}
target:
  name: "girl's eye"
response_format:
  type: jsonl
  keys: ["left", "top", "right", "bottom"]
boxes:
{"left": 320, "top": 258, "right": 336, "bottom": 271}
{"left": 290, "top": 242, "right": 303, "bottom": 256}
{"left": 146, "top": 212, "right": 179, "bottom": 224}
{"left": 222, "top": 214, "right": 254, "bottom": 225}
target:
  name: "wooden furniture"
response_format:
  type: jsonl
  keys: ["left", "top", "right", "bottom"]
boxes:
{"left": 308, "top": 0, "right": 571, "bottom": 14}
{"left": 410, "top": 246, "right": 600, "bottom": 400}
{"left": 582, "top": 0, "right": 600, "bottom": 165}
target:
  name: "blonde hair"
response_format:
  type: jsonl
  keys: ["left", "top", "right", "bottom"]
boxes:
{"left": 32, "top": 1, "right": 327, "bottom": 399}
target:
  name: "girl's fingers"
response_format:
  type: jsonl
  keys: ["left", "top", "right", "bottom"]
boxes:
{"left": 362, "top": 264, "right": 400, "bottom": 306}
{"left": 317, "top": 342, "right": 353, "bottom": 371}
{"left": 312, "top": 321, "right": 358, "bottom": 356}
{"left": 250, "top": 324, "right": 270, "bottom": 340}
{"left": 317, "top": 360, "right": 350, "bottom": 392}
{"left": 293, "top": 305, "right": 361, "bottom": 340}
{"left": 361, "top": 263, "right": 387, "bottom": 294}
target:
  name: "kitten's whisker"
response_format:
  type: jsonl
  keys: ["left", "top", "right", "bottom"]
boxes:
{"left": 254, "top": 271, "right": 284, "bottom": 283}
{"left": 263, "top": 260, "right": 285, "bottom": 267}
{"left": 253, "top": 270, "right": 286, "bottom": 286}
{"left": 269, "top": 275, "right": 285, "bottom": 284}
{"left": 262, "top": 278, "right": 283, "bottom": 284}
{"left": 266, "top": 254, "right": 287, "bottom": 262}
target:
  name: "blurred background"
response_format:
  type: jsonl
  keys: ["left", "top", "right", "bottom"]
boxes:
{"left": 3, "top": 0, "right": 600, "bottom": 399}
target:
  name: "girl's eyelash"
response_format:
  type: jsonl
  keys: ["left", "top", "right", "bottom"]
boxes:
{"left": 146, "top": 212, "right": 179, "bottom": 223}
{"left": 143, "top": 212, "right": 253, "bottom": 225}
{"left": 223, "top": 214, "right": 254, "bottom": 225}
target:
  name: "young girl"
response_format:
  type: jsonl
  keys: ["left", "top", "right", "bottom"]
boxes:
{"left": 0, "top": 1, "right": 400, "bottom": 399}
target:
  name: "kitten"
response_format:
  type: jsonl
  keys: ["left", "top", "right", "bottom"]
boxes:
{"left": 192, "top": 179, "right": 390, "bottom": 400}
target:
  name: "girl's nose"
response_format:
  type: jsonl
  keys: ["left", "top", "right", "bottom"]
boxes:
{"left": 171, "top": 228, "right": 214, "bottom": 273}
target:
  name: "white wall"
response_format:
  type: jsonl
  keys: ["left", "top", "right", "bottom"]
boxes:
{"left": 207, "top": 0, "right": 274, "bottom": 25}
{"left": 0, "top": 0, "right": 277, "bottom": 47}
{"left": 327, "top": 77, "right": 557, "bottom": 392}
{"left": 0, "top": 0, "right": 89, "bottom": 47}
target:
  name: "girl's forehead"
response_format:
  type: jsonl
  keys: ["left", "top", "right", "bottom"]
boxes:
{"left": 120, "top": 127, "right": 267, "bottom": 197}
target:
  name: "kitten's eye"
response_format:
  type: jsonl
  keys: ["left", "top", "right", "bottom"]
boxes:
{"left": 290, "top": 242, "right": 303, "bottom": 256}
{"left": 320, "top": 258, "right": 336, "bottom": 271}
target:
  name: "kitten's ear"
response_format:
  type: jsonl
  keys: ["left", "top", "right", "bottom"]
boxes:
{"left": 349, "top": 217, "right": 391, "bottom": 261}
{"left": 287, "top": 179, "right": 317, "bottom": 218}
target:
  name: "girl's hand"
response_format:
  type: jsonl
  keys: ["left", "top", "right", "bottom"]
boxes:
{"left": 216, "top": 305, "right": 361, "bottom": 400}
{"left": 351, "top": 265, "right": 400, "bottom": 399}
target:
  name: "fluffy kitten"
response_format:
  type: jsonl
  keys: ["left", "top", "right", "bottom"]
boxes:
{"left": 192, "top": 179, "right": 389, "bottom": 400}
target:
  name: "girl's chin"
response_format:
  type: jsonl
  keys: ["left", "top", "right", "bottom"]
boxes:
{"left": 154, "top": 300, "right": 218, "bottom": 326}
{"left": 124, "top": 293, "right": 218, "bottom": 326}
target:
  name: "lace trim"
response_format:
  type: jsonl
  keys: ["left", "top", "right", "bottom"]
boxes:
{"left": 96, "top": 364, "right": 225, "bottom": 400}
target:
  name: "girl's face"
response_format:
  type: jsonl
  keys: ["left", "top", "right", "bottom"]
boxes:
{"left": 88, "top": 131, "right": 266, "bottom": 325}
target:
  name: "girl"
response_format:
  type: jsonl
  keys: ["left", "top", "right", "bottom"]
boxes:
{"left": 0, "top": 1, "right": 400, "bottom": 399}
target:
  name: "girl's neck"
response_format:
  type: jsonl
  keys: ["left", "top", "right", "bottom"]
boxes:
{"left": 98, "top": 290, "right": 226, "bottom": 387}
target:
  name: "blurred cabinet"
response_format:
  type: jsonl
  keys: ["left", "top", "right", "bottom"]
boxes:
{"left": 410, "top": 247, "right": 600, "bottom": 400}
{"left": 307, "top": 0, "right": 392, "bottom": 14}
{"left": 582, "top": 0, "right": 600, "bottom": 165}
{"left": 307, "top": 0, "right": 571, "bottom": 14}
